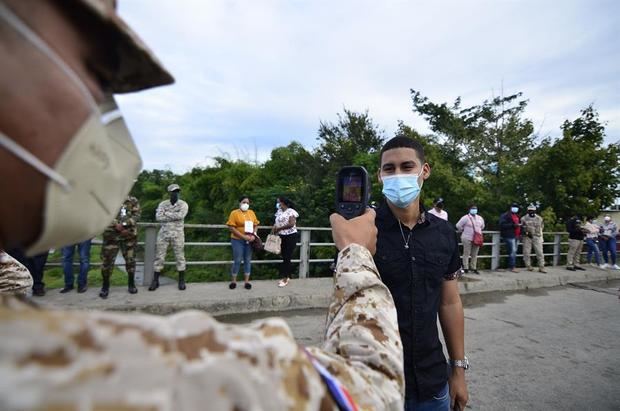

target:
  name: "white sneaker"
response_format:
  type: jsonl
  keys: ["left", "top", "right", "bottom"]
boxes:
{"left": 601, "top": 263, "right": 609, "bottom": 269}
{"left": 613, "top": 264, "right": 620, "bottom": 270}
{"left": 589, "top": 263, "right": 597, "bottom": 267}
{"left": 597, "top": 265, "right": 606, "bottom": 270}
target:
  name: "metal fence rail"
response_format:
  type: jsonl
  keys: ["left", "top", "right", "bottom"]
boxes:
{"left": 137, "top": 224, "right": 578, "bottom": 286}
{"left": 46, "top": 223, "right": 580, "bottom": 286}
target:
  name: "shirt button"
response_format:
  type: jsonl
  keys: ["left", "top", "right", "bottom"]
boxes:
{"left": 411, "top": 256, "right": 416, "bottom": 261}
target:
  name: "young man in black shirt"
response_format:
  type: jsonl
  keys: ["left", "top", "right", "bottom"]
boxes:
{"left": 374, "top": 136, "right": 469, "bottom": 411}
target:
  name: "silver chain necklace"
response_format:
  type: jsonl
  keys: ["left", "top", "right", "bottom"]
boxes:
{"left": 398, "top": 220, "right": 413, "bottom": 249}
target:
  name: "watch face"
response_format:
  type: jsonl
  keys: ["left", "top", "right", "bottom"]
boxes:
{"left": 451, "top": 357, "right": 469, "bottom": 370}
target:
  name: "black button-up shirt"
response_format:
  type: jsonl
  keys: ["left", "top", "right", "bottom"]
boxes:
{"left": 374, "top": 202, "right": 462, "bottom": 401}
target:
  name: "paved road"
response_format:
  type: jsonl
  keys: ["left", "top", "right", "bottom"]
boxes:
{"left": 218, "top": 280, "right": 620, "bottom": 411}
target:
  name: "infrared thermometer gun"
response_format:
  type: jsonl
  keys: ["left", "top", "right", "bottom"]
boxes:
{"left": 335, "top": 166, "right": 371, "bottom": 220}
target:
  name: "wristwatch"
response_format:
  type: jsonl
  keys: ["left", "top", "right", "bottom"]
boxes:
{"left": 449, "top": 357, "right": 469, "bottom": 370}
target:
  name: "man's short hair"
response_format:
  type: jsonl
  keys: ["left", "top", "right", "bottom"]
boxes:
{"left": 380, "top": 136, "right": 426, "bottom": 164}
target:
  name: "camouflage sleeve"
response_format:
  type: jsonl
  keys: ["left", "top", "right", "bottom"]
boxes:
{"left": 125, "top": 198, "right": 141, "bottom": 228}
{"left": 0, "top": 296, "right": 335, "bottom": 410}
{"left": 0, "top": 253, "right": 32, "bottom": 295}
{"left": 165, "top": 201, "right": 188, "bottom": 221}
{"left": 308, "top": 243, "right": 404, "bottom": 410}
{"left": 0, "top": 244, "right": 403, "bottom": 411}
{"left": 155, "top": 202, "right": 169, "bottom": 222}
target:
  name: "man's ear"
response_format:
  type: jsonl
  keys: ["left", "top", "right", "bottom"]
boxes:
{"left": 377, "top": 170, "right": 382, "bottom": 184}
{"left": 421, "top": 163, "right": 431, "bottom": 180}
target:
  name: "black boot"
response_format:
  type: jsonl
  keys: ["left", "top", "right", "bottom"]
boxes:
{"left": 148, "top": 271, "right": 160, "bottom": 291}
{"left": 128, "top": 273, "right": 138, "bottom": 294}
{"left": 178, "top": 271, "right": 186, "bottom": 290}
{"left": 99, "top": 277, "right": 110, "bottom": 299}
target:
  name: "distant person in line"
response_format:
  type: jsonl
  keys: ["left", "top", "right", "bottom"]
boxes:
{"left": 0, "top": 250, "right": 32, "bottom": 295}
{"left": 60, "top": 239, "right": 92, "bottom": 293}
{"left": 499, "top": 203, "right": 521, "bottom": 272}
{"left": 598, "top": 214, "right": 619, "bottom": 269}
{"left": 565, "top": 214, "right": 586, "bottom": 271}
{"left": 455, "top": 204, "right": 485, "bottom": 274}
{"left": 272, "top": 196, "right": 299, "bottom": 288}
{"left": 428, "top": 197, "right": 448, "bottom": 221}
{"left": 582, "top": 217, "right": 604, "bottom": 269}
{"left": 226, "top": 196, "right": 260, "bottom": 290}
{"left": 6, "top": 248, "right": 48, "bottom": 296}
{"left": 150, "top": 183, "right": 189, "bottom": 291}
{"left": 520, "top": 204, "right": 547, "bottom": 273}
{"left": 99, "top": 196, "right": 141, "bottom": 298}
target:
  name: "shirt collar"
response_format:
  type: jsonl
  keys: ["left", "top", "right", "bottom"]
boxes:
{"left": 377, "top": 199, "right": 428, "bottom": 229}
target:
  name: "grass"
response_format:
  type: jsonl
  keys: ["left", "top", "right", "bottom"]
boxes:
{"left": 44, "top": 248, "right": 140, "bottom": 289}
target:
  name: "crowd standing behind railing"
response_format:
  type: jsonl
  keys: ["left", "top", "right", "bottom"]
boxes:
{"left": 4, "top": 190, "right": 619, "bottom": 295}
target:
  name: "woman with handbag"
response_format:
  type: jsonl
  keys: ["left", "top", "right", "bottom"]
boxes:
{"left": 455, "top": 204, "right": 485, "bottom": 274}
{"left": 272, "top": 196, "right": 299, "bottom": 287}
{"left": 226, "top": 196, "right": 260, "bottom": 290}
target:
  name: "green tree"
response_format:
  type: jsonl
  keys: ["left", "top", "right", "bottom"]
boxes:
{"left": 394, "top": 122, "right": 486, "bottom": 222}
{"left": 316, "top": 109, "right": 385, "bottom": 172}
{"left": 410, "top": 90, "right": 536, "bottom": 221}
{"left": 520, "top": 106, "right": 620, "bottom": 220}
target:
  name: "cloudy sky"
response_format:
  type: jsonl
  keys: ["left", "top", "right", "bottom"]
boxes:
{"left": 116, "top": 0, "right": 620, "bottom": 172}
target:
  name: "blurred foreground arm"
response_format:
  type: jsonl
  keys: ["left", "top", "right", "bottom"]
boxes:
{"left": 0, "top": 210, "right": 403, "bottom": 410}
{"left": 308, "top": 209, "right": 404, "bottom": 409}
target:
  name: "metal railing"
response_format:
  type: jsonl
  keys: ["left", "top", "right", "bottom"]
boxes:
{"left": 46, "top": 224, "right": 579, "bottom": 286}
{"left": 137, "top": 224, "right": 577, "bottom": 286}
{"left": 139, "top": 224, "right": 334, "bottom": 285}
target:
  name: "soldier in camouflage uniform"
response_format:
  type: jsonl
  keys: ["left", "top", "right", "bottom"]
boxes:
{"left": 0, "top": 1, "right": 405, "bottom": 409}
{"left": 0, "top": 251, "right": 32, "bottom": 295}
{"left": 100, "top": 196, "right": 141, "bottom": 298}
{"left": 521, "top": 203, "right": 546, "bottom": 273}
{"left": 0, "top": 210, "right": 405, "bottom": 410}
{"left": 149, "top": 183, "right": 189, "bottom": 291}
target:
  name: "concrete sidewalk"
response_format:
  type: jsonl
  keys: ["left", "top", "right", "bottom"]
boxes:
{"left": 37, "top": 265, "right": 620, "bottom": 316}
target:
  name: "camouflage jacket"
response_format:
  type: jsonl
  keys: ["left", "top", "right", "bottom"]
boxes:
{"left": 155, "top": 199, "right": 189, "bottom": 232}
{"left": 0, "top": 244, "right": 403, "bottom": 410}
{"left": 103, "top": 196, "right": 141, "bottom": 239}
{"left": 0, "top": 252, "right": 32, "bottom": 295}
{"left": 521, "top": 214, "right": 544, "bottom": 237}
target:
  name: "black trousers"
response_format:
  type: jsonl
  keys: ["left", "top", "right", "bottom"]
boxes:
{"left": 7, "top": 248, "right": 49, "bottom": 292}
{"left": 279, "top": 233, "right": 298, "bottom": 279}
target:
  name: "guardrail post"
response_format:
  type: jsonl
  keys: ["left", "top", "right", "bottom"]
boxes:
{"left": 299, "top": 229, "right": 311, "bottom": 279}
{"left": 491, "top": 232, "right": 501, "bottom": 270}
{"left": 142, "top": 226, "right": 157, "bottom": 286}
{"left": 553, "top": 233, "right": 562, "bottom": 266}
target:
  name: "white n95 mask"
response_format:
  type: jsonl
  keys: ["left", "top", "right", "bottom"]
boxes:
{"left": 0, "top": 4, "right": 142, "bottom": 255}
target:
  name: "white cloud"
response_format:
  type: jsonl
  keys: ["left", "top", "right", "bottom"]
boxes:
{"left": 116, "top": 0, "right": 620, "bottom": 172}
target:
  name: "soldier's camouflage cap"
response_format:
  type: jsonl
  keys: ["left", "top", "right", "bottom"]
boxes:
{"left": 71, "top": 0, "right": 174, "bottom": 92}
{"left": 167, "top": 184, "right": 180, "bottom": 192}
{"left": 527, "top": 203, "right": 536, "bottom": 210}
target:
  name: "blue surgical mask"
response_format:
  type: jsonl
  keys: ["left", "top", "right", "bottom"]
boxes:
{"left": 381, "top": 171, "right": 423, "bottom": 209}
{"left": 276, "top": 201, "right": 281, "bottom": 210}
{"left": 469, "top": 208, "right": 478, "bottom": 215}
{"left": 511, "top": 207, "right": 519, "bottom": 213}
